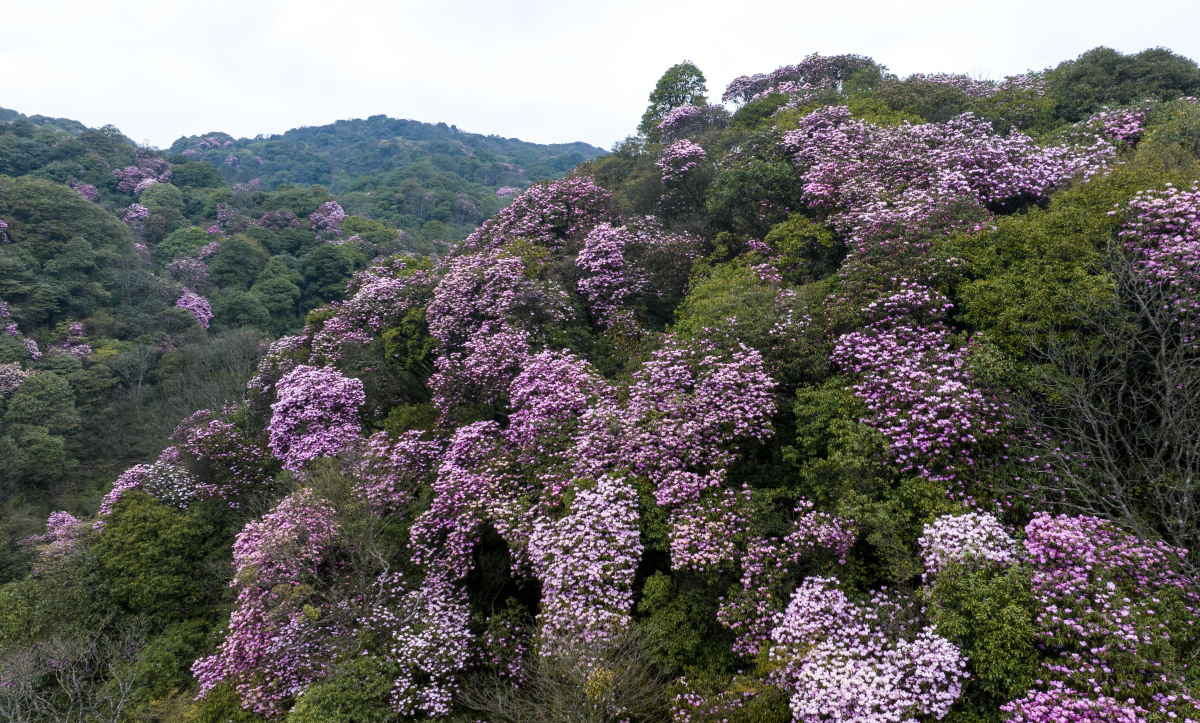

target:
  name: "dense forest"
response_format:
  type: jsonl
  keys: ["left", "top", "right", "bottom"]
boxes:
{"left": 3, "top": 44, "right": 1200, "bottom": 723}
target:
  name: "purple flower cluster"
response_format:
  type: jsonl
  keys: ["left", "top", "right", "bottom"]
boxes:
{"left": 528, "top": 474, "right": 643, "bottom": 653}
{"left": 495, "top": 185, "right": 519, "bottom": 198}
{"left": 1015, "top": 513, "right": 1200, "bottom": 717}
{"left": 657, "top": 139, "right": 708, "bottom": 184}
{"left": 112, "top": 152, "right": 172, "bottom": 193}
{"left": 0, "top": 361, "right": 34, "bottom": 397}
{"left": 267, "top": 365, "right": 365, "bottom": 473}
{"left": 722, "top": 53, "right": 880, "bottom": 104}
{"left": 175, "top": 288, "right": 213, "bottom": 328}
{"left": 22, "top": 511, "right": 86, "bottom": 575}
{"left": 657, "top": 104, "right": 730, "bottom": 139}
{"left": 308, "top": 201, "right": 346, "bottom": 236}
{"left": 769, "top": 577, "right": 966, "bottom": 722}
{"left": 69, "top": 180, "right": 99, "bottom": 202}
{"left": 918, "top": 511, "right": 1017, "bottom": 578}
{"left": 356, "top": 572, "right": 472, "bottom": 716}
{"left": 781, "top": 106, "right": 1114, "bottom": 244}
{"left": 831, "top": 284, "right": 1009, "bottom": 490}
{"left": 463, "top": 175, "right": 612, "bottom": 250}
{"left": 1118, "top": 183, "right": 1200, "bottom": 342}
{"left": 255, "top": 209, "right": 303, "bottom": 231}
{"left": 717, "top": 499, "right": 857, "bottom": 656}
{"left": 123, "top": 203, "right": 150, "bottom": 226}
{"left": 193, "top": 489, "right": 344, "bottom": 716}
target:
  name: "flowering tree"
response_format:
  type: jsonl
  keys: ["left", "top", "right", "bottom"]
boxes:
{"left": 267, "top": 365, "right": 365, "bottom": 472}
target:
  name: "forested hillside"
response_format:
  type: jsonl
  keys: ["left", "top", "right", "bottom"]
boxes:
{"left": 0, "top": 110, "right": 599, "bottom": 584}
{"left": 4, "top": 45, "right": 1200, "bottom": 723}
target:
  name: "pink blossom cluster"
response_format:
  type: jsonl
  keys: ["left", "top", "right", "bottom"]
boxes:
{"left": 355, "top": 430, "right": 443, "bottom": 516}
{"left": 56, "top": 321, "right": 92, "bottom": 359}
{"left": 1001, "top": 683, "right": 1148, "bottom": 723}
{"left": 918, "top": 511, "right": 1017, "bottom": 577}
{"left": 1017, "top": 513, "right": 1200, "bottom": 717}
{"left": 528, "top": 474, "right": 643, "bottom": 653}
{"left": 781, "top": 106, "right": 1114, "bottom": 243}
{"left": 410, "top": 421, "right": 527, "bottom": 575}
{"left": 1082, "top": 104, "right": 1148, "bottom": 146}
{"left": 22, "top": 511, "right": 86, "bottom": 575}
{"left": 831, "top": 284, "right": 1009, "bottom": 488}
{"left": 308, "top": 201, "right": 346, "bottom": 236}
{"left": 657, "top": 139, "right": 708, "bottom": 184}
{"left": 245, "top": 335, "right": 305, "bottom": 410}
{"left": 123, "top": 203, "right": 150, "bottom": 226}
{"left": 657, "top": 104, "right": 730, "bottom": 139}
{"left": 574, "top": 217, "right": 703, "bottom": 328}
{"left": 495, "top": 186, "right": 519, "bottom": 198}
{"left": 193, "top": 490, "right": 345, "bottom": 716}
{"left": 356, "top": 572, "right": 472, "bottom": 717}
{"left": 463, "top": 175, "right": 612, "bottom": 250}
{"left": 426, "top": 250, "right": 570, "bottom": 415}
{"left": 267, "top": 365, "right": 365, "bottom": 473}
{"left": 904, "top": 72, "right": 999, "bottom": 98}
{"left": 0, "top": 361, "right": 34, "bottom": 397}
{"left": 718, "top": 500, "right": 857, "bottom": 656}
{"left": 96, "top": 460, "right": 198, "bottom": 522}
{"left": 69, "top": 180, "right": 99, "bottom": 202}
{"left": 0, "top": 219, "right": 7, "bottom": 243}
{"left": 112, "top": 152, "right": 172, "bottom": 193}
{"left": 167, "top": 254, "right": 210, "bottom": 286}
{"left": 169, "top": 411, "right": 277, "bottom": 504}
{"left": 255, "top": 210, "right": 303, "bottom": 231}
{"left": 307, "top": 263, "right": 435, "bottom": 365}
{"left": 1117, "top": 183, "right": 1200, "bottom": 342}
{"left": 175, "top": 288, "right": 213, "bottom": 328}
{"left": 722, "top": 53, "right": 880, "bottom": 104}
{"left": 769, "top": 577, "right": 966, "bottom": 722}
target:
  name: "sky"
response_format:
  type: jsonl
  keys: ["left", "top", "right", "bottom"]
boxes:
{"left": 2, "top": 0, "right": 1199, "bottom": 151}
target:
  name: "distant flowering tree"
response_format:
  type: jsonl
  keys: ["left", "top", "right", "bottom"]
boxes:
{"left": 0, "top": 362, "right": 35, "bottom": 397}
{"left": 308, "top": 201, "right": 346, "bottom": 236}
{"left": 175, "top": 288, "right": 213, "bottom": 328}
{"left": 68, "top": 180, "right": 99, "bottom": 202}
{"left": 22, "top": 511, "right": 86, "bottom": 575}
{"left": 123, "top": 203, "right": 150, "bottom": 227}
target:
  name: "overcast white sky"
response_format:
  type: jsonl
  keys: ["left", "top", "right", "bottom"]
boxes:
{"left": 2, "top": 0, "right": 1198, "bottom": 150}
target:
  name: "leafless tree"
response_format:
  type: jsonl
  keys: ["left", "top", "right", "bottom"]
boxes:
{"left": 0, "top": 622, "right": 147, "bottom": 723}
{"left": 1018, "top": 251, "right": 1200, "bottom": 572}
{"left": 458, "top": 625, "right": 670, "bottom": 723}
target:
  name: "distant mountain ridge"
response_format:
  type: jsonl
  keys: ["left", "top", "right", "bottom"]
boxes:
{"left": 168, "top": 114, "right": 606, "bottom": 194}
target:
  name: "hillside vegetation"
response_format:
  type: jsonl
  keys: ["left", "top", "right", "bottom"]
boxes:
{"left": 3, "top": 45, "right": 1200, "bottom": 723}
{"left": 0, "top": 110, "right": 600, "bottom": 583}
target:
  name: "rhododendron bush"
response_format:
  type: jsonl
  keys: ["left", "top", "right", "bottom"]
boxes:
{"left": 31, "top": 47, "right": 1200, "bottom": 723}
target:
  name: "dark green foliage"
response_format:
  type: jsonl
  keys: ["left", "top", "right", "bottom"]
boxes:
{"left": 706, "top": 160, "right": 803, "bottom": 238}
{"left": 637, "top": 572, "right": 735, "bottom": 676}
{"left": 286, "top": 656, "right": 397, "bottom": 723}
{"left": 927, "top": 564, "right": 1039, "bottom": 723}
{"left": 1047, "top": 46, "right": 1200, "bottom": 122}
{"left": 93, "top": 492, "right": 230, "bottom": 619}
